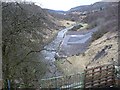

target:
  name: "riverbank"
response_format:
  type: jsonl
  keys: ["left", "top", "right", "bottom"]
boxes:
{"left": 41, "top": 25, "right": 75, "bottom": 78}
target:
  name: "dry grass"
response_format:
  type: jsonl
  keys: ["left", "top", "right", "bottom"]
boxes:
{"left": 55, "top": 31, "right": 118, "bottom": 75}
{"left": 59, "top": 20, "right": 76, "bottom": 27}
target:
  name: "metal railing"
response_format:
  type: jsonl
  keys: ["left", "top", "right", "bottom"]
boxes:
{"left": 40, "top": 63, "right": 119, "bottom": 89}
{"left": 41, "top": 72, "right": 84, "bottom": 89}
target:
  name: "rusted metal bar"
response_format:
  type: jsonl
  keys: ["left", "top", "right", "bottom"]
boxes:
{"left": 84, "top": 63, "right": 115, "bottom": 88}
{"left": 85, "top": 64, "right": 114, "bottom": 71}
{"left": 41, "top": 63, "right": 117, "bottom": 89}
{"left": 85, "top": 68, "right": 114, "bottom": 75}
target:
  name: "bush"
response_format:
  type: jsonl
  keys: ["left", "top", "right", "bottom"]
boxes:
{"left": 82, "top": 52, "right": 86, "bottom": 56}
{"left": 71, "top": 24, "right": 83, "bottom": 31}
{"left": 67, "top": 22, "right": 70, "bottom": 25}
{"left": 91, "top": 19, "right": 117, "bottom": 42}
{"left": 92, "top": 25, "right": 108, "bottom": 41}
{"left": 86, "top": 21, "right": 98, "bottom": 29}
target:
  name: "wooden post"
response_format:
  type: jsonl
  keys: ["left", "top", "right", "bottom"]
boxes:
{"left": 112, "top": 64, "right": 115, "bottom": 86}
{"left": 91, "top": 69, "right": 94, "bottom": 87}
{"left": 98, "top": 67, "right": 102, "bottom": 87}
{"left": 105, "top": 65, "right": 108, "bottom": 86}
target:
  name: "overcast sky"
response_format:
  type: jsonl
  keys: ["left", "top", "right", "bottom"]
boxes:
{"left": 4, "top": 0, "right": 119, "bottom": 11}
{"left": 25, "top": 0, "right": 102, "bottom": 11}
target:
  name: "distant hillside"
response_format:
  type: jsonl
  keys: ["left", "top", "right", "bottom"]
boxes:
{"left": 45, "top": 2, "right": 117, "bottom": 22}
{"left": 69, "top": 2, "right": 114, "bottom": 12}
{"left": 82, "top": 2, "right": 118, "bottom": 24}
{"left": 44, "top": 9, "right": 70, "bottom": 20}
{"left": 44, "top": 9, "right": 76, "bottom": 27}
{"left": 44, "top": 9, "right": 66, "bottom": 15}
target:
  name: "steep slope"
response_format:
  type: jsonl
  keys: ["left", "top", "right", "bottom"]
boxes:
{"left": 69, "top": 2, "right": 114, "bottom": 12}
{"left": 2, "top": 2, "right": 61, "bottom": 88}
{"left": 56, "top": 30, "right": 118, "bottom": 75}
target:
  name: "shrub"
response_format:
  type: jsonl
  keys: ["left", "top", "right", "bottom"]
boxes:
{"left": 86, "top": 21, "right": 98, "bottom": 29}
{"left": 71, "top": 24, "right": 83, "bottom": 31}
{"left": 67, "top": 22, "right": 70, "bottom": 25}
{"left": 82, "top": 52, "right": 86, "bottom": 56}
{"left": 91, "top": 25, "right": 108, "bottom": 41}
{"left": 91, "top": 19, "right": 117, "bottom": 42}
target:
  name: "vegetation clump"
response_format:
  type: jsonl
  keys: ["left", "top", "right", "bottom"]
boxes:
{"left": 92, "top": 26, "right": 108, "bottom": 41}
{"left": 70, "top": 24, "right": 83, "bottom": 31}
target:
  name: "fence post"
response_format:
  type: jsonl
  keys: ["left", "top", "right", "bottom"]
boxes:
{"left": 7, "top": 80, "right": 10, "bottom": 90}
{"left": 81, "top": 72, "right": 85, "bottom": 89}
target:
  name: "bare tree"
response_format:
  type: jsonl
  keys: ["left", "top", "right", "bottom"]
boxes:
{"left": 2, "top": 1, "right": 54, "bottom": 88}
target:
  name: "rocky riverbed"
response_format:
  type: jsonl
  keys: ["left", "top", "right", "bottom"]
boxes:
{"left": 41, "top": 25, "right": 98, "bottom": 78}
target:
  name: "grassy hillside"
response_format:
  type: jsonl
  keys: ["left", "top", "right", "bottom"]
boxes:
{"left": 55, "top": 2, "right": 118, "bottom": 75}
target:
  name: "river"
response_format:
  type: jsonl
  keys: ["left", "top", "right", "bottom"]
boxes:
{"left": 41, "top": 25, "right": 98, "bottom": 78}
{"left": 41, "top": 26, "right": 74, "bottom": 78}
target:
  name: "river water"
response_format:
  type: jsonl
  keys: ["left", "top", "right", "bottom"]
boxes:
{"left": 41, "top": 25, "right": 98, "bottom": 78}
{"left": 41, "top": 26, "right": 74, "bottom": 78}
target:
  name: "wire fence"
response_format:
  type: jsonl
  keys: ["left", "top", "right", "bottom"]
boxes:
{"left": 40, "top": 63, "right": 119, "bottom": 89}
{"left": 41, "top": 72, "right": 84, "bottom": 89}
